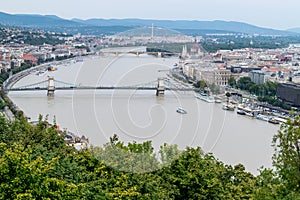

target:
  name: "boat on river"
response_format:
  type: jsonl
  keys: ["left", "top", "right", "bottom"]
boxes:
{"left": 176, "top": 107, "right": 187, "bottom": 114}
{"left": 195, "top": 93, "right": 215, "bottom": 103}
{"left": 237, "top": 108, "right": 246, "bottom": 115}
{"left": 268, "top": 118, "right": 280, "bottom": 124}
{"left": 256, "top": 114, "right": 270, "bottom": 121}
{"left": 214, "top": 98, "right": 222, "bottom": 103}
{"left": 222, "top": 103, "right": 235, "bottom": 111}
{"left": 236, "top": 105, "right": 259, "bottom": 118}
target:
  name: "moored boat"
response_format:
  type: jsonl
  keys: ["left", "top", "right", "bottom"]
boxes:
{"left": 195, "top": 93, "right": 215, "bottom": 103}
{"left": 215, "top": 98, "right": 222, "bottom": 103}
{"left": 268, "top": 118, "right": 280, "bottom": 124}
{"left": 256, "top": 114, "right": 270, "bottom": 122}
{"left": 222, "top": 104, "right": 235, "bottom": 111}
{"left": 236, "top": 105, "right": 257, "bottom": 117}
{"left": 237, "top": 108, "right": 246, "bottom": 115}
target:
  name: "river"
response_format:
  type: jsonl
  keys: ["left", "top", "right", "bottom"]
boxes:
{"left": 8, "top": 47, "right": 279, "bottom": 174}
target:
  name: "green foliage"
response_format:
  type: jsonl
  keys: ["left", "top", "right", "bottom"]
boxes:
{"left": 156, "top": 148, "right": 256, "bottom": 199}
{"left": 193, "top": 80, "right": 207, "bottom": 90}
{"left": 0, "top": 115, "right": 299, "bottom": 198}
{"left": 0, "top": 72, "right": 9, "bottom": 85}
{"left": 21, "top": 31, "right": 64, "bottom": 46}
{"left": 208, "top": 82, "right": 221, "bottom": 94}
{"left": 0, "top": 143, "right": 81, "bottom": 199}
{"left": 237, "top": 77, "right": 278, "bottom": 97}
{"left": 75, "top": 45, "right": 91, "bottom": 53}
{"left": 226, "top": 92, "right": 231, "bottom": 98}
{"left": 272, "top": 115, "right": 300, "bottom": 192}
{"left": 228, "top": 76, "right": 236, "bottom": 87}
{"left": 236, "top": 77, "right": 291, "bottom": 110}
{"left": 226, "top": 92, "right": 232, "bottom": 103}
{"left": 91, "top": 134, "right": 159, "bottom": 173}
{"left": 200, "top": 36, "right": 300, "bottom": 53}
{"left": 237, "top": 77, "right": 254, "bottom": 91}
{"left": 159, "top": 143, "right": 181, "bottom": 166}
{"left": 12, "top": 61, "right": 33, "bottom": 75}
{"left": 147, "top": 43, "right": 195, "bottom": 54}
{"left": 258, "top": 96, "right": 292, "bottom": 110}
{"left": 0, "top": 99, "right": 6, "bottom": 110}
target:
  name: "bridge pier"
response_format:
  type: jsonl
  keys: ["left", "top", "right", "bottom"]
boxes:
{"left": 156, "top": 78, "right": 165, "bottom": 96}
{"left": 47, "top": 77, "right": 55, "bottom": 96}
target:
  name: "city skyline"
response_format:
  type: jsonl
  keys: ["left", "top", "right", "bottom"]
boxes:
{"left": 0, "top": 0, "right": 299, "bottom": 30}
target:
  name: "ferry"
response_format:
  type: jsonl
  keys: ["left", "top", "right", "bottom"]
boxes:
{"left": 195, "top": 93, "right": 215, "bottom": 103}
{"left": 176, "top": 107, "right": 187, "bottom": 114}
{"left": 269, "top": 117, "right": 286, "bottom": 124}
{"left": 236, "top": 105, "right": 258, "bottom": 117}
{"left": 256, "top": 114, "right": 270, "bottom": 122}
{"left": 222, "top": 104, "right": 235, "bottom": 111}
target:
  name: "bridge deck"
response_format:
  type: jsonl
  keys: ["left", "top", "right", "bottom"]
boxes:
{"left": 7, "top": 86, "right": 200, "bottom": 92}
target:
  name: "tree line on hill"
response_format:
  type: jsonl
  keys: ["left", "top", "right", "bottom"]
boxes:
{"left": 200, "top": 36, "right": 300, "bottom": 52}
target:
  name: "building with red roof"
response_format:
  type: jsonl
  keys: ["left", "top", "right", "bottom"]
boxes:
{"left": 22, "top": 54, "right": 37, "bottom": 65}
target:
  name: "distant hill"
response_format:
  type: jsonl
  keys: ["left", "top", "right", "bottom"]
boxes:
{"left": 0, "top": 12, "right": 79, "bottom": 27}
{"left": 73, "top": 18, "right": 296, "bottom": 36}
{"left": 117, "top": 27, "right": 183, "bottom": 37}
{"left": 287, "top": 28, "right": 300, "bottom": 34}
{"left": 175, "top": 29, "right": 239, "bottom": 36}
{"left": 0, "top": 11, "right": 297, "bottom": 36}
{"left": 0, "top": 12, "right": 133, "bottom": 35}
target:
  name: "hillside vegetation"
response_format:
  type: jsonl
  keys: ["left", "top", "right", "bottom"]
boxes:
{"left": 0, "top": 115, "right": 299, "bottom": 199}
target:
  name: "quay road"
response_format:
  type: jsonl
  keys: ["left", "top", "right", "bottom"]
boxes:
{"left": 3, "top": 59, "right": 76, "bottom": 91}
{"left": 3, "top": 64, "right": 48, "bottom": 91}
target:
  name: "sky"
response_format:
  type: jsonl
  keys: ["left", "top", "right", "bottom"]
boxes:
{"left": 0, "top": 0, "right": 299, "bottom": 30}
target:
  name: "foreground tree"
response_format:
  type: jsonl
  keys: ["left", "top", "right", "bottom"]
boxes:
{"left": 2, "top": 114, "right": 300, "bottom": 198}
{"left": 0, "top": 143, "right": 81, "bottom": 199}
{"left": 272, "top": 115, "right": 300, "bottom": 194}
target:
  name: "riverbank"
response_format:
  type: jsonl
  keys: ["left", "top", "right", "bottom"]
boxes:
{"left": 3, "top": 58, "right": 77, "bottom": 90}
{"left": 168, "top": 67, "right": 289, "bottom": 126}
{"left": 1, "top": 56, "right": 91, "bottom": 148}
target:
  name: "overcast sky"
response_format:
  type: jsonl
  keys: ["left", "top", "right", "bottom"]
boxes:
{"left": 0, "top": 0, "right": 299, "bottom": 30}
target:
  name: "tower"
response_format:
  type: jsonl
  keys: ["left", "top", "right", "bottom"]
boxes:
{"left": 181, "top": 45, "right": 188, "bottom": 58}
{"left": 47, "top": 77, "right": 55, "bottom": 96}
{"left": 156, "top": 78, "right": 165, "bottom": 96}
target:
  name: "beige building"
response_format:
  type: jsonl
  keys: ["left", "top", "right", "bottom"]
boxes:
{"left": 199, "top": 68, "right": 231, "bottom": 86}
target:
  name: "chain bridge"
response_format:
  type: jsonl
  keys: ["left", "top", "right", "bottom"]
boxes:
{"left": 4, "top": 77, "right": 200, "bottom": 96}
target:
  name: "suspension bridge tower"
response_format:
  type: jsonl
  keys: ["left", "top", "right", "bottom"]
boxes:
{"left": 47, "top": 77, "right": 55, "bottom": 96}
{"left": 156, "top": 78, "right": 165, "bottom": 96}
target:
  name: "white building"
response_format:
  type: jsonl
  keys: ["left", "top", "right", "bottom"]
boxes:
{"left": 249, "top": 70, "right": 269, "bottom": 84}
